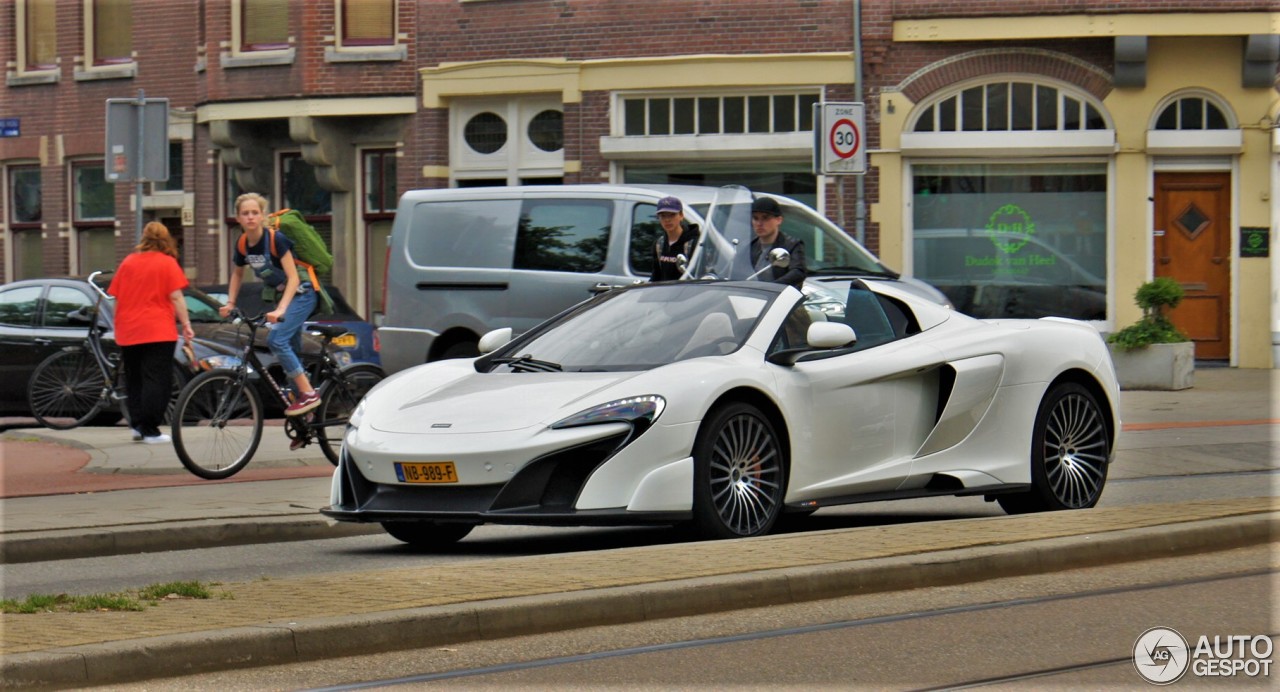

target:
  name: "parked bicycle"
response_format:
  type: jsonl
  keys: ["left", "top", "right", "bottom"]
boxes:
{"left": 26, "top": 270, "right": 132, "bottom": 430}
{"left": 170, "top": 308, "right": 384, "bottom": 479}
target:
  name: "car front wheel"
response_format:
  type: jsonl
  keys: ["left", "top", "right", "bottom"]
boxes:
{"left": 998, "top": 382, "right": 1110, "bottom": 515}
{"left": 691, "top": 402, "right": 786, "bottom": 539}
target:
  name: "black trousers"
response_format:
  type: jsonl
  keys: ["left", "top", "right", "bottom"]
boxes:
{"left": 121, "top": 341, "right": 175, "bottom": 437}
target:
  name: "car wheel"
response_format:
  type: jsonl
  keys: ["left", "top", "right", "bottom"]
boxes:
{"left": 691, "top": 402, "right": 786, "bottom": 539}
{"left": 998, "top": 382, "right": 1110, "bottom": 515}
{"left": 381, "top": 521, "right": 474, "bottom": 548}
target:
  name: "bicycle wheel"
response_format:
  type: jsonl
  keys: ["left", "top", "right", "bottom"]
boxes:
{"left": 315, "top": 363, "right": 385, "bottom": 465}
{"left": 28, "top": 348, "right": 108, "bottom": 430}
{"left": 171, "top": 370, "right": 264, "bottom": 480}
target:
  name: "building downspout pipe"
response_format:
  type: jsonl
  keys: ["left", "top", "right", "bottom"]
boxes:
{"left": 852, "top": 0, "right": 866, "bottom": 246}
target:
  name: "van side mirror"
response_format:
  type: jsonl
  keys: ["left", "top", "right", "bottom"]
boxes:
{"left": 478, "top": 327, "right": 513, "bottom": 354}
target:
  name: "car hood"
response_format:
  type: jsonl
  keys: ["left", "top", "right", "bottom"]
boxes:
{"left": 369, "top": 363, "right": 640, "bottom": 434}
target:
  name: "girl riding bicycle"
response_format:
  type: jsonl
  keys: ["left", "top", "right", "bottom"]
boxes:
{"left": 218, "top": 192, "right": 319, "bottom": 417}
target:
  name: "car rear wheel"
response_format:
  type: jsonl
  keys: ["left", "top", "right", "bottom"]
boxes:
{"left": 998, "top": 382, "right": 1110, "bottom": 515}
{"left": 691, "top": 402, "right": 786, "bottom": 539}
{"left": 381, "top": 521, "right": 474, "bottom": 548}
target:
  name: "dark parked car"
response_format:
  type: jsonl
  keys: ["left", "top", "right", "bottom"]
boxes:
{"left": 0, "top": 277, "right": 238, "bottom": 421}
{"left": 200, "top": 283, "right": 380, "bottom": 367}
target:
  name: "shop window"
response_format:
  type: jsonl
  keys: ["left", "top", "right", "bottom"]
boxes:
{"left": 913, "top": 81, "right": 1106, "bottom": 133}
{"left": 341, "top": 0, "right": 394, "bottom": 46}
{"left": 623, "top": 92, "right": 819, "bottom": 136}
{"left": 1154, "top": 96, "right": 1230, "bottom": 130}
{"left": 911, "top": 163, "right": 1108, "bottom": 322}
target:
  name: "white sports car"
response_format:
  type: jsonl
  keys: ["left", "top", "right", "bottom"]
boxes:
{"left": 323, "top": 278, "right": 1119, "bottom": 547}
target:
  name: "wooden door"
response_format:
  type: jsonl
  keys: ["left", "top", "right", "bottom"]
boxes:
{"left": 1153, "top": 172, "right": 1231, "bottom": 360}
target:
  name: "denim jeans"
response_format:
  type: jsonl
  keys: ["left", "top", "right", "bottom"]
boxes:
{"left": 266, "top": 285, "right": 317, "bottom": 380}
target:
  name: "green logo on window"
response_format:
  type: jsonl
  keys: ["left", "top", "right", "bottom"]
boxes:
{"left": 985, "top": 204, "right": 1036, "bottom": 254}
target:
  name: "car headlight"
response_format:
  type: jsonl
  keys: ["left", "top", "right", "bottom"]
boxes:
{"left": 551, "top": 395, "right": 665, "bottom": 435}
{"left": 348, "top": 397, "right": 367, "bottom": 429}
{"left": 199, "top": 355, "right": 246, "bottom": 371}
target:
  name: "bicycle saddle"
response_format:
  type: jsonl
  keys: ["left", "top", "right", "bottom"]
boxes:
{"left": 306, "top": 324, "right": 350, "bottom": 340}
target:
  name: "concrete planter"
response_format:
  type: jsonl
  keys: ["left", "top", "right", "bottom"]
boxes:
{"left": 1107, "top": 341, "right": 1195, "bottom": 391}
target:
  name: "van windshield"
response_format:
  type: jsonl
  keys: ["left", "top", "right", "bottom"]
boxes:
{"left": 689, "top": 202, "right": 893, "bottom": 277}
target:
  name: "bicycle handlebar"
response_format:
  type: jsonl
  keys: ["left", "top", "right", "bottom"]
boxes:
{"left": 85, "top": 270, "right": 114, "bottom": 302}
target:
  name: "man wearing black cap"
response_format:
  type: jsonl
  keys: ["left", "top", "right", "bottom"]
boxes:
{"left": 749, "top": 196, "right": 806, "bottom": 287}
{"left": 649, "top": 195, "right": 700, "bottom": 282}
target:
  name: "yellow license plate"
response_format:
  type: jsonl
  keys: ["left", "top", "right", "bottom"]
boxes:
{"left": 395, "top": 461, "right": 458, "bottom": 484}
{"left": 332, "top": 334, "right": 358, "bottom": 348}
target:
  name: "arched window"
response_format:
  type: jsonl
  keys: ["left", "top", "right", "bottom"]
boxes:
{"left": 912, "top": 80, "right": 1107, "bottom": 133}
{"left": 1153, "top": 94, "right": 1232, "bottom": 130}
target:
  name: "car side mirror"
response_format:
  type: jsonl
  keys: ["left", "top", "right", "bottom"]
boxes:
{"left": 675, "top": 253, "right": 688, "bottom": 275}
{"left": 478, "top": 327, "right": 513, "bottom": 354}
{"left": 807, "top": 321, "right": 855, "bottom": 349}
{"left": 765, "top": 321, "right": 856, "bottom": 366}
{"left": 65, "top": 307, "right": 95, "bottom": 326}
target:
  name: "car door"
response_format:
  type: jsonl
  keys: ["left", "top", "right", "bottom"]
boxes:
{"left": 35, "top": 284, "right": 99, "bottom": 362}
{"left": 0, "top": 283, "right": 48, "bottom": 413}
{"left": 769, "top": 288, "right": 944, "bottom": 503}
{"left": 504, "top": 196, "right": 634, "bottom": 334}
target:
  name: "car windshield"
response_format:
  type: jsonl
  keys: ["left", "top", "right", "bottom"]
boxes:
{"left": 490, "top": 283, "right": 778, "bottom": 372}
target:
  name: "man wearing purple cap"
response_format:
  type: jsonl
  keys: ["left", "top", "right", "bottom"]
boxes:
{"left": 649, "top": 195, "right": 700, "bottom": 282}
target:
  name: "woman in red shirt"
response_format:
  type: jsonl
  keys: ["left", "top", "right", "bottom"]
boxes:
{"left": 108, "top": 223, "right": 195, "bottom": 444}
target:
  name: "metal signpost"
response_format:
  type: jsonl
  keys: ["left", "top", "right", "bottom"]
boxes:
{"left": 105, "top": 91, "right": 169, "bottom": 241}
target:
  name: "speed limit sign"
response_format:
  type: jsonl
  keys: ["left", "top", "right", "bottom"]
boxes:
{"left": 814, "top": 102, "right": 866, "bottom": 175}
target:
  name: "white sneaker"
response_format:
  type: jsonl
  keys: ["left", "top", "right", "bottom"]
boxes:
{"left": 131, "top": 428, "right": 144, "bottom": 442}
{"left": 142, "top": 433, "right": 172, "bottom": 445}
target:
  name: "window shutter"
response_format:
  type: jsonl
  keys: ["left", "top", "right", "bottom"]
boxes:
{"left": 343, "top": 0, "right": 394, "bottom": 45}
{"left": 244, "top": 0, "right": 289, "bottom": 50}
{"left": 25, "top": 0, "right": 58, "bottom": 69}
{"left": 94, "top": 0, "right": 132, "bottom": 64}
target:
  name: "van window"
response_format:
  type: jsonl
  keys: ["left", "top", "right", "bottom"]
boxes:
{"left": 629, "top": 202, "right": 660, "bottom": 276}
{"left": 406, "top": 199, "right": 520, "bottom": 268}
{"left": 514, "top": 199, "right": 613, "bottom": 273}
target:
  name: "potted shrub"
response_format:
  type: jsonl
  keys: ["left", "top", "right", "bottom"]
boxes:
{"left": 1106, "top": 277, "right": 1194, "bottom": 390}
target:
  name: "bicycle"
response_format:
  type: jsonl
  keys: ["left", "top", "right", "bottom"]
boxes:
{"left": 26, "top": 270, "right": 132, "bottom": 430}
{"left": 170, "top": 308, "right": 384, "bottom": 479}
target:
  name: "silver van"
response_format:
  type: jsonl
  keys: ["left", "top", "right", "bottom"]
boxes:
{"left": 379, "top": 184, "right": 945, "bottom": 374}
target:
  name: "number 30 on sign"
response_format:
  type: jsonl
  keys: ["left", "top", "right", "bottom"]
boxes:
{"left": 815, "top": 102, "right": 866, "bottom": 176}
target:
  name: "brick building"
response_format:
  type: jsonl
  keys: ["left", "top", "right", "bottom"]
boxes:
{"left": 2, "top": 0, "right": 1277, "bottom": 367}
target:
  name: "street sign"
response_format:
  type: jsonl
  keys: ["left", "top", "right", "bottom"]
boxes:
{"left": 105, "top": 97, "right": 169, "bottom": 182}
{"left": 0, "top": 118, "right": 18, "bottom": 138}
{"left": 813, "top": 102, "right": 866, "bottom": 175}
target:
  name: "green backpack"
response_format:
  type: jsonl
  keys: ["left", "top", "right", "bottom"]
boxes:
{"left": 237, "top": 208, "right": 335, "bottom": 314}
